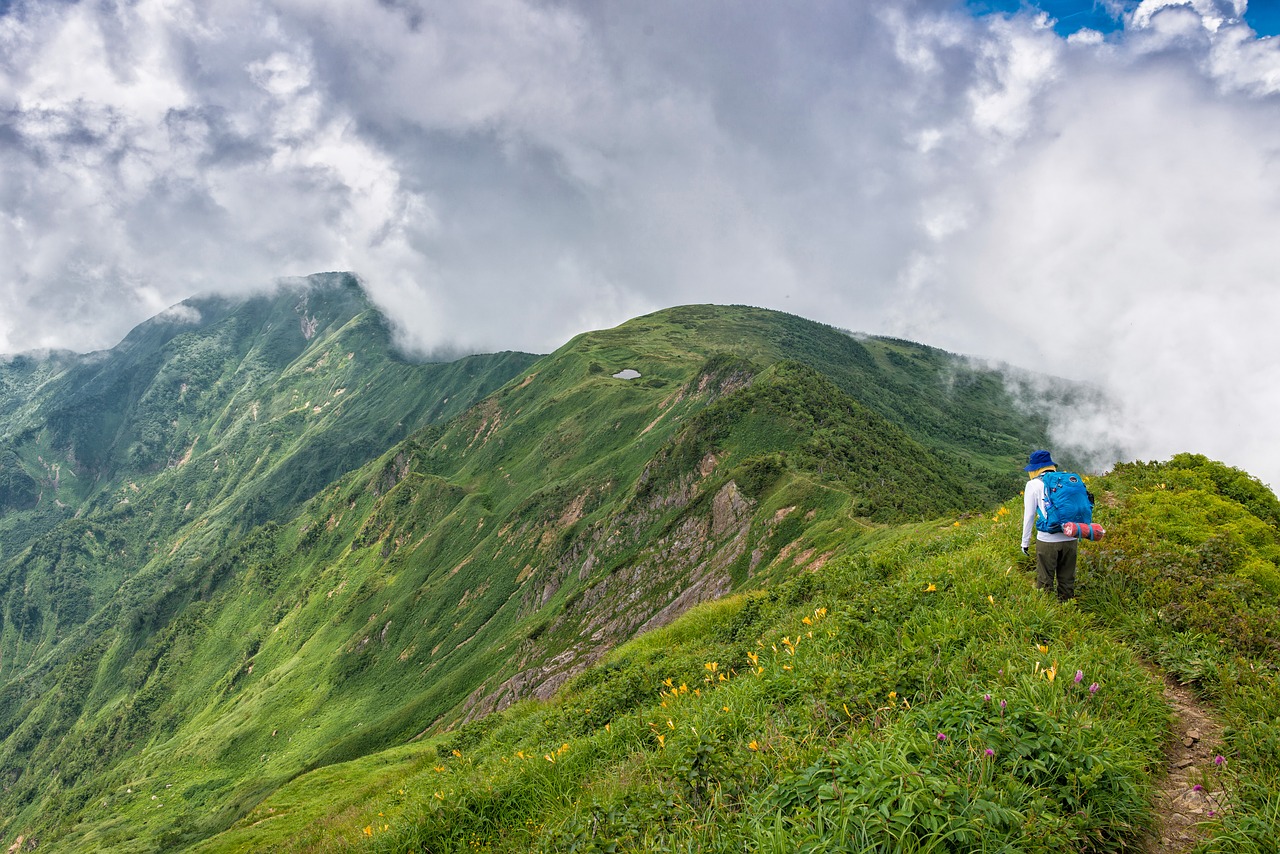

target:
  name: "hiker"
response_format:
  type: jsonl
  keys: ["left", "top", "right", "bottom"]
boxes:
{"left": 1021, "top": 450, "right": 1078, "bottom": 602}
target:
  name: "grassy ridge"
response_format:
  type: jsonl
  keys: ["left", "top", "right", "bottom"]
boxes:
{"left": 1, "top": 300, "right": 1075, "bottom": 850}
{"left": 0, "top": 276, "right": 540, "bottom": 847}
{"left": 196, "top": 455, "right": 1280, "bottom": 853}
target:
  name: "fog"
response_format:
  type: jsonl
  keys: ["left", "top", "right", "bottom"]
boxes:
{"left": 1, "top": 0, "right": 1277, "bottom": 486}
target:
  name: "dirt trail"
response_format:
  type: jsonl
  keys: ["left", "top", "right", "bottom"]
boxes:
{"left": 1144, "top": 673, "right": 1227, "bottom": 852}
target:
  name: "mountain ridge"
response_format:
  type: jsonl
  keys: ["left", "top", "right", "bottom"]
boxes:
{"left": 0, "top": 282, "right": 1121, "bottom": 851}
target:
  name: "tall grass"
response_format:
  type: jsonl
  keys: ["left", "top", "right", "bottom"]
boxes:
{"left": 271, "top": 509, "right": 1171, "bottom": 853}
{"left": 185, "top": 455, "right": 1280, "bottom": 853}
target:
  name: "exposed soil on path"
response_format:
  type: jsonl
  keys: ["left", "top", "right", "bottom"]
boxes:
{"left": 1144, "top": 673, "right": 1227, "bottom": 852}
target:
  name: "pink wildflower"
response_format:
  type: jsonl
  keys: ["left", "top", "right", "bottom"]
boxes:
{"left": 1089, "top": 682, "right": 1099, "bottom": 694}
{"left": 937, "top": 733, "right": 947, "bottom": 742}
{"left": 1074, "top": 670, "right": 1084, "bottom": 684}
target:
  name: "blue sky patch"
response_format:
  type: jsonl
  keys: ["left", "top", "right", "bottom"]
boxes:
{"left": 1245, "top": 2, "right": 1280, "bottom": 37}
{"left": 965, "top": 0, "right": 1132, "bottom": 36}
{"left": 966, "top": 1, "right": 1280, "bottom": 38}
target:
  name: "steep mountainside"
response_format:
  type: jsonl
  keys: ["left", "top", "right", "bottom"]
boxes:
{"left": 0, "top": 297, "right": 1068, "bottom": 851}
{"left": 194, "top": 454, "right": 1280, "bottom": 854}
{"left": 0, "top": 273, "right": 537, "bottom": 678}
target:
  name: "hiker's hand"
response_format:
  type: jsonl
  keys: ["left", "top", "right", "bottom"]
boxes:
{"left": 1021, "top": 546, "right": 1029, "bottom": 556}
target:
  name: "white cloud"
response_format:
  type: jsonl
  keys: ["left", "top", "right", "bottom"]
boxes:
{"left": 1, "top": 0, "right": 1279, "bottom": 487}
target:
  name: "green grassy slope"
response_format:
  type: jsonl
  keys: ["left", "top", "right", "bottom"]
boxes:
{"left": 0, "top": 301, "right": 1067, "bottom": 851}
{"left": 0, "top": 276, "right": 540, "bottom": 845}
{"left": 195, "top": 455, "right": 1280, "bottom": 854}
{"left": 0, "top": 274, "right": 537, "bottom": 676}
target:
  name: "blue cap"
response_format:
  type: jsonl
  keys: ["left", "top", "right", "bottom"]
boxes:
{"left": 1024, "top": 450, "right": 1056, "bottom": 472}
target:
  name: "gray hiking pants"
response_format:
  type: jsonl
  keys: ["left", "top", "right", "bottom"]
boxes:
{"left": 1035, "top": 539, "right": 1078, "bottom": 602}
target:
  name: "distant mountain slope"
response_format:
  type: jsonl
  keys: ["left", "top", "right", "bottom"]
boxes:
{"left": 0, "top": 296, "right": 1069, "bottom": 851}
{"left": 590, "top": 305, "right": 1047, "bottom": 501}
{"left": 0, "top": 273, "right": 538, "bottom": 674}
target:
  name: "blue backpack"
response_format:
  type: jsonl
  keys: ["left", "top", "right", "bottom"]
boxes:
{"left": 1036, "top": 472, "right": 1094, "bottom": 534}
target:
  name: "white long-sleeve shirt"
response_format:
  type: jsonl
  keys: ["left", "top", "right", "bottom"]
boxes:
{"left": 1022, "top": 476, "right": 1075, "bottom": 549}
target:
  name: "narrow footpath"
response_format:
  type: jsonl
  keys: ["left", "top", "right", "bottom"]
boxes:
{"left": 1145, "top": 673, "right": 1227, "bottom": 852}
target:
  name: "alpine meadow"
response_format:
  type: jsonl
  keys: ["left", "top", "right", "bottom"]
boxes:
{"left": 1, "top": 274, "right": 1278, "bottom": 853}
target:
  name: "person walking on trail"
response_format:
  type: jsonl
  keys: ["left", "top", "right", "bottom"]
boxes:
{"left": 1021, "top": 450, "right": 1077, "bottom": 602}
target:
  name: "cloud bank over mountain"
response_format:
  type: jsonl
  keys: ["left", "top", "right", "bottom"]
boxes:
{"left": 1, "top": 0, "right": 1278, "bottom": 486}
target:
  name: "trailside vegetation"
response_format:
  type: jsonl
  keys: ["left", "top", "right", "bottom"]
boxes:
{"left": 4, "top": 292, "right": 1275, "bottom": 852}
{"left": 196, "top": 455, "right": 1280, "bottom": 854}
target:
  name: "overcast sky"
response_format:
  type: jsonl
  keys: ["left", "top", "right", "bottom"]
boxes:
{"left": 2, "top": 0, "right": 1279, "bottom": 488}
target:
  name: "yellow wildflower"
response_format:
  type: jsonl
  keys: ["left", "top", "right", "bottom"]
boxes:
{"left": 364, "top": 826, "right": 373, "bottom": 836}
{"left": 748, "top": 740, "right": 759, "bottom": 751}
{"left": 452, "top": 749, "right": 462, "bottom": 758}
{"left": 802, "top": 616, "right": 813, "bottom": 625}
{"left": 1038, "top": 644, "right": 1049, "bottom": 655}
{"left": 433, "top": 765, "right": 446, "bottom": 773}
{"left": 926, "top": 583, "right": 937, "bottom": 592}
